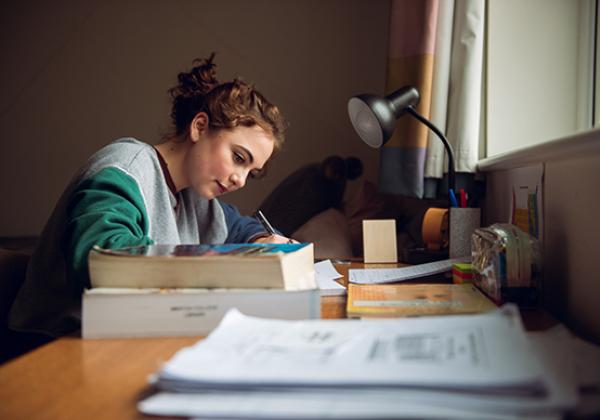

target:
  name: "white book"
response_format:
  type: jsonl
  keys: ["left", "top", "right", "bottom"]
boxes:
{"left": 82, "top": 287, "right": 320, "bottom": 339}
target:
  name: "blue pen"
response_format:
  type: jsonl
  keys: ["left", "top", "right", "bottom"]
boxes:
{"left": 449, "top": 189, "right": 459, "bottom": 207}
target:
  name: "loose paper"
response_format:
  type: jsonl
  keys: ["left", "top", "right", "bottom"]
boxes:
{"left": 349, "top": 258, "right": 469, "bottom": 284}
{"left": 314, "top": 260, "right": 346, "bottom": 296}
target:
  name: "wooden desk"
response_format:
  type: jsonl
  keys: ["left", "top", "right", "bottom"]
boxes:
{"left": 0, "top": 262, "right": 555, "bottom": 419}
{"left": 0, "top": 272, "right": 351, "bottom": 419}
{"left": 0, "top": 335, "right": 193, "bottom": 419}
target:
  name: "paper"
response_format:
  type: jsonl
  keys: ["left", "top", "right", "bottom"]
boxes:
{"left": 154, "top": 305, "right": 544, "bottom": 391}
{"left": 314, "top": 260, "right": 346, "bottom": 296}
{"left": 138, "top": 306, "right": 579, "bottom": 419}
{"left": 349, "top": 258, "right": 469, "bottom": 284}
{"left": 139, "top": 390, "right": 530, "bottom": 419}
{"left": 508, "top": 164, "right": 544, "bottom": 241}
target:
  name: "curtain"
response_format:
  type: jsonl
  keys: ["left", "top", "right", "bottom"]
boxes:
{"left": 379, "top": 0, "right": 438, "bottom": 197}
{"left": 426, "top": 0, "right": 485, "bottom": 178}
{"left": 380, "top": 0, "right": 485, "bottom": 197}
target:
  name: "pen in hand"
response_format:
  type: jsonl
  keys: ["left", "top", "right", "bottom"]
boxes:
{"left": 254, "top": 210, "right": 294, "bottom": 243}
{"left": 255, "top": 210, "right": 277, "bottom": 236}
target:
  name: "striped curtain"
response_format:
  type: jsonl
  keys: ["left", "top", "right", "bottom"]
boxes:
{"left": 379, "top": 0, "right": 438, "bottom": 197}
{"left": 380, "top": 0, "right": 485, "bottom": 197}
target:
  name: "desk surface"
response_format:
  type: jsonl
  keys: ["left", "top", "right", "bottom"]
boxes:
{"left": 0, "top": 262, "right": 555, "bottom": 420}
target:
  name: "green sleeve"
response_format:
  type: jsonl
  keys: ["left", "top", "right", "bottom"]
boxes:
{"left": 64, "top": 167, "right": 153, "bottom": 290}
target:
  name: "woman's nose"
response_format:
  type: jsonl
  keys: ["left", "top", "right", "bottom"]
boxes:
{"left": 230, "top": 171, "right": 247, "bottom": 189}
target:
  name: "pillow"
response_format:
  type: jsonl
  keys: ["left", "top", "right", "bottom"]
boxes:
{"left": 292, "top": 208, "right": 353, "bottom": 259}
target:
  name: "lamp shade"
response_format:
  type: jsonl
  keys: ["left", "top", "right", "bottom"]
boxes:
{"left": 347, "top": 86, "right": 420, "bottom": 148}
{"left": 347, "top": 85, "right": 456, "bottom": 198}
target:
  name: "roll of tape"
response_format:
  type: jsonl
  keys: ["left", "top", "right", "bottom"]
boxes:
{"left": 422, "top": 208, "right": 449, "bottom": 251}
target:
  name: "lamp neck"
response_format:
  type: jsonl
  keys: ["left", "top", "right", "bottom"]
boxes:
{"left": 405, "top": 106, "right": 456, "bottom": 202}
{"left": 387, "top": 87, "right": 420, "bottom": 118}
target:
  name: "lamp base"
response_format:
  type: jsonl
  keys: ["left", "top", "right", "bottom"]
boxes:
{"left": 400, "top": 247, "right": 449, "bottom": 265}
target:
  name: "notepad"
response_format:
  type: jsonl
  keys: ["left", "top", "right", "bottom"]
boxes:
{"left": 346, "top": 283, "right": 496, "bottom": 318}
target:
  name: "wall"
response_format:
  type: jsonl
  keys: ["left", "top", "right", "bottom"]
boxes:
{"left": 479, "top": 129, "right": 600, "bottom": 342}
{"left": 0, "top": 0, "right": 390, "bottom": 236}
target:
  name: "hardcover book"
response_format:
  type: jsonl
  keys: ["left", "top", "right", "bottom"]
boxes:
{"left": 82, "top": 287, "right": 321, "bottom": 339}
{"left": 346, "top": 283, "right": 496, "bottom": 318}
{"left": 88, "top": 243, "right": 315, "bottom": 290}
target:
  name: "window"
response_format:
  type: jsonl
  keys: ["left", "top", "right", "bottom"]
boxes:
{"left": 485, "top": 0, "right": 596, "bottom": 157}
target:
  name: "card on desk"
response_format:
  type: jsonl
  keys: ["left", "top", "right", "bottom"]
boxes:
{"left": 346, "top": 283, "right": 497, "bottom": 318}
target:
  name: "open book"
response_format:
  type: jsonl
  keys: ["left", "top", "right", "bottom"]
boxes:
{"left": 88, "top": 243, "right": 315, "bottom": 290}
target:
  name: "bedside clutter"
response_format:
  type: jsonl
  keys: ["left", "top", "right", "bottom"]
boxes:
{"left": 290, "top": 180, "right": 446, "bottom": 261}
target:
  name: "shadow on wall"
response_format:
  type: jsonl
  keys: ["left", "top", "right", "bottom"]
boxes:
{"left": 271, "top": 173, "right": 446, "bottom": 260}
{"left": 258, "top": 156, "right": 364, "bottom": 237}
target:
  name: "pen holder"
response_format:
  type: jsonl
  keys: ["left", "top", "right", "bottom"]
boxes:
{"left": 449, "top": 207, "right": 481, "bottom": 259}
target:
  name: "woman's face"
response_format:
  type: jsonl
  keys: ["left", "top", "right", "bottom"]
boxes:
{"left": 184, "top": 123, "right": 275, "bottom": 199}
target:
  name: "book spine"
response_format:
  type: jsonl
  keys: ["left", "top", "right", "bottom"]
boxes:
{"left": 82, "top": 290, "right": 321, "bottom": 339}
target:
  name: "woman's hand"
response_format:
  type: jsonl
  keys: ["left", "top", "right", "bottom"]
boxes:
{"left": 252, "top": 234, "right": 298, "bottom": 244}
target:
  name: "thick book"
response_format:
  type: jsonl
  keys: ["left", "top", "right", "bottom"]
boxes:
{"left": 88, "top": 243, "right": 315, "bottom": 290}
{"left": 346, "top": 283, "right": 497, "bottom": 318}
{"left": 82, "top": 287, "right": 321, "bottom": 338}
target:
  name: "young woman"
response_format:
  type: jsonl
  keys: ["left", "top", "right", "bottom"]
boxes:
{"left": 9, "top": 54, "right": 292, "bottom": 337}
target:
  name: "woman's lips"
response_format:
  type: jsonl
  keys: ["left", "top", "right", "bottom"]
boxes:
{"left": 217, "top": 182, "right": 228, "bottom": 194}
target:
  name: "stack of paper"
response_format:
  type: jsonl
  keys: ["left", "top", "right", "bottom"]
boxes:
{"left": 138, "top": 305, "right": 578, "bottom": 419}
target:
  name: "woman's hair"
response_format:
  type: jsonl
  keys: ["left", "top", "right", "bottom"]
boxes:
{"left": 168, "top": 53, "right": 286, "bottom": 155}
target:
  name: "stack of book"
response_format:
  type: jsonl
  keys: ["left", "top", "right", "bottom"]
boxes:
{"left": 82, "top": 243, "right": 319, "bottom": 338}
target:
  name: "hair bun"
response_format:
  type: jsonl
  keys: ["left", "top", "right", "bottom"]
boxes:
{"left": 170, "top": 53, "right": 219, "bottom": 99}
{"left": 344, "top": 157, "right": 363, "bottom": 180}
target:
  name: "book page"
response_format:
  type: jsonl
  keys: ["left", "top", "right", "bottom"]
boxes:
{"left": 95, "top": 243, "right": 308, "bottom": 257}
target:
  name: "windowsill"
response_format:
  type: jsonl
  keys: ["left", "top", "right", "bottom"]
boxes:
{"left": 477, "top": 127, "right": 600, "bottom": 172}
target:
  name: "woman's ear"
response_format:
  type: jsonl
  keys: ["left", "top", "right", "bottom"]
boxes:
{"left": 190, "top": 112, "right": 209, "bottom": 142}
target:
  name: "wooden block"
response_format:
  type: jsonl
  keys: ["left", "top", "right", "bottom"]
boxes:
{"left": 362, "top": 219, "right": 397, "bottom": 263}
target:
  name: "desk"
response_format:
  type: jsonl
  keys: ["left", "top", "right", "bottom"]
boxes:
{"left": 0, "top": 262, "right": 555, "bottom": 420}
{"left": 0, "top": 271, "right": 351, "bottom": 419}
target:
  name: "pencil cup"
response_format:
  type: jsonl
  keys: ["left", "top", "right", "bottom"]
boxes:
{"left": 449, "top": 208, "right": 481, "bottom": 259}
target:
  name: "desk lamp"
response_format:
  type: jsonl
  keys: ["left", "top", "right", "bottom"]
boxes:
{"left": 347, "top": 86, "right": 456, "bottom": 203}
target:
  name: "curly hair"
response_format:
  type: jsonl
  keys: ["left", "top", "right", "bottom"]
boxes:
{"left": 168, "top": 53, "right": 286, "bottom": 155}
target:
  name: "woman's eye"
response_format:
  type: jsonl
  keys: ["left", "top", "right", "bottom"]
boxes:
{"left": 234, "top": 152, "right": 245, "bottom": 164}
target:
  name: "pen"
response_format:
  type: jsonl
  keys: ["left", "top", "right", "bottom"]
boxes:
{"left": 459, "top": 188, "right": 467, "bottom": 208}
{"left": 255, "top": 210, "right": 295, "bottom": 243}
{"left": 255, "top": 210, "right": 277, "bottom": 235}
{"left": 449, "top": 189, "right": 459, "bottom": 208}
